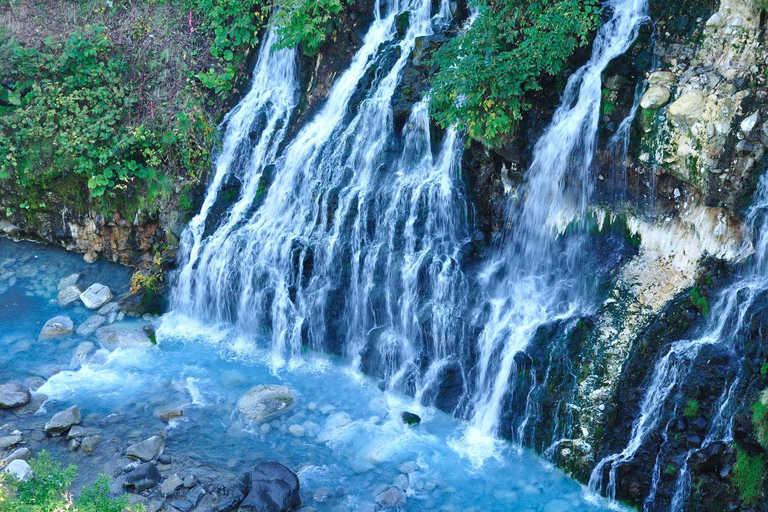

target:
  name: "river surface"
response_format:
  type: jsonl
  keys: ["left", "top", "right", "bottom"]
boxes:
{"left": 0, "top": 237, "right": 617, "bottom": 511}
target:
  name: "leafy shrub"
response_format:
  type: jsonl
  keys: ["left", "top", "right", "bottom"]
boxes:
{"left": 753, "top": 389, "right": 768, "bottom": 449}
{"left": 732, "top": 447, "right": 765, "bottom": 507}
{"left": 683, "top": 399, "right": 699, "bottom": 419}
{"left": 271, "top": 0, "right": 348, "bottom": 56}
{"left": 689, "top": 286, "right": 709, "bottom": 316}
{"left": 0, "top": 451, "right": 134, "bottom": 512}
{"left": 430, "top": 0, "right": 601, "bottom": 146}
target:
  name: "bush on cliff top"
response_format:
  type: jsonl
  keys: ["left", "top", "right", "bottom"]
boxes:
{"left": 429, "top": 0, "right": 601, "bottom": 147}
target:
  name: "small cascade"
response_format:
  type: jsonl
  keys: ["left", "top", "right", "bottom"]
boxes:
{"left": 588, "top": 173, "right": 768, "bottom": 509}
{"left": 464, "top": 0, "right": 648, "bottom": 445}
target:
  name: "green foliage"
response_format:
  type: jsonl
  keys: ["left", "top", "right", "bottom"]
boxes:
{"left": 689, "top": 286, "right": 709, "bottom": 316}
{"left": 429, "top": 0, "right": 601, "bottom": 146}
{"left": 271, "top": 0, "right": 348, "bottom": 56}
{"left": 732, "top": 447, "right": 765, "bottom": 507}
{"left": 664, "top": 464, "right": 677, "bottom": 476}
{"left": 683, "top": 399, "right": 699, "bottom": 419}
{"left": 752, "top": 389, "right": 768, "bottom": 449}
{"left": 0, "top": 452, "right": 133, "bottom": 512}
{"left": 761, "top": 362, "right": 768, "bottom": 378}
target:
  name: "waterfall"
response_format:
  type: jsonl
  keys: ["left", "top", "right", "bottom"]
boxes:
{"left": 589, "top": 173, "right": 768, "bottom": 508}
{"left": 464, "top": 0, "right": 648, "bottom": 445}
{"left": 172, "top": 0, "right": 470, "bottom": 379}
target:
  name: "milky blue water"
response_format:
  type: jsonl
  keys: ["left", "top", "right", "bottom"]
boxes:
{"left": 0, "top": 237, "right": 616, "bottom": 511}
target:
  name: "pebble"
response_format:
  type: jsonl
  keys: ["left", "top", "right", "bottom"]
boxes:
{"left": 288, "top": 424, "right": 306, "bottom": 437}
{"left": 183, "top": 474, "right": 197, "bottom": 488}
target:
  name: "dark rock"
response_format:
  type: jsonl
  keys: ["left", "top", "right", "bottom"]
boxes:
{"left": 690, "top": 416, "right": 708, "bottom": 433}
{"left": 124, "top": 463, "right": 161, "bottom": 493}
{"left": 240, "top": 462, "right": 301, "bottom": 512}
{"left": 187, "top": 485, "right": 206, "bottom": 506}
{"left": 170, "top": 499, "right": 193, "bottom": 512}
{"left": 212, "top": 473, "right": 250, "bottom": 512}
{"left": 395, "top": 11, "right": 410, "bottom": 37}
{"left": 157, "top": 454, "right": 172, "bottom": 465}
{"left": 401, "top": 411, "right": 421, "bottom": 426}
{"left": 667, "top": 417, "right": 687, "bottom": 433}
{"left": 685, "top": 434, "right": 703, "bottom": 448}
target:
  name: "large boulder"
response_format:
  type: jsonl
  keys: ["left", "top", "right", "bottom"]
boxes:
{"left": 0, "top": 383, "right": 31, "bottom": 409}
{"left": 95, "top": 326, "right": 152, "bottom": 349}
{"left": 44, "top": 405, "right": 81, "bottom": 435}
{"left": 240, "top": 462, "right": 301, "bottom": 512}
{"left": 57, "top": 285, "right": 83, "bottom": 307}
{"left": 124, "top": 463, "right": 161, "bottom": 492}
{"left": 640, "top": 86, "right": 671, "bottom": 110}
{"left": 237, "top": 385, "right": 295, "bottom": 422}
{"left": 38, "top": 316, "right": 73, "bottom": 341}
{"left": 3, "top": 460, "right": 32, "bottom": 481}
{"left": 80, "top": 283, "right": 113, "bottom": 309}
{"left": 668, "top": 91, "right": 706, "bottom": 128}
{"left": 75, "top": 315, "right": 106, "bottom": 336}
{"left": 126, "top": 435, "right": 164, "bottom": 462}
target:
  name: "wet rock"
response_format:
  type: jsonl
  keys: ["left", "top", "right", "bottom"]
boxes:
{"left": 213, "top": 472, "right": 250, "bottom": 512}
{"left": 316, "top": 412, "right": 352, "bottom": 442}
{"left": 640, "top": 86, "right": 671, "bottom": 109}
{"left": 38, "top": 316, "right": 74, "bottom": 341}
{"left": 187, "top": 485, "right": 206, "bottom": 505}
{"left": 170, "top": 499, "right": 193, "bottom": 512}
{"left": 156, "top": 406, "right": 183, "bottom": 422}
{"left": 2, "top": 447, "right": 31, "bottom": 466}
{"left": 75, "top": 315, "right": 106, "bottom": 336}
{"left": 240, "top": 462, "right": 301, "bottom": 512}
{"left": 237, "top": 385, "right": 295, "bottom": 422}
{"left": 81, "top": 435, "right": 101, "bottom": 455}
{"left": 57, "top": 273, "right": 81, "bottom": 290}
{"left": 98, "top": 302, "right": 120, "bottom": 316}
{"left": 162, "top": 474, "right": 184, "bottom": 497}
{"left": 44, "top": 405, "right": 81, "bottom": 435}
{"left": 741, "top": 111, "right": 760, "bottom": 133}
{"left": 393, "top": 474, "right": 408, "bottom": 491}
{"left": 80, "top": 283, "right": 113, "bottom": 309}
{"left": 690, "top": 416, "right": 708, "bottom": 433}
{"left": 0, "top": 383, "right": 31, "bottom": 408}
{"left": 668, "top": 91, "right": 706, "bottom": 128}
{"left": 68, "top": 439, "right": 80, "bottom": 451}
{"left": 57, "top": 285, "right": 83, "bottom": 307}
{"left": 3, "top": 459, "right": 32, "bottom": 481}
{"left": 124, "top": 463, "right": 161, "bottom": 493}
{"left": 375, "top": 486, "right": 406, "bottom": 507}
{"left": 401, "top": 411, "right": 421, "bottom": 426}
{"left": 0, "top": 435, "right": 22, "bottom": 449}
{"left": 183, "top": 474, "right": 197, "bottom": 488}
{"left": 157, "top": 454, "right": 172, "bottom": 465}
{"left": 95, "top": 326, "right": 152, "bottom": 349}
{"left": 126, "top": 435, "right": 164, "bottom": 462}
{"left": 647, "top": 71, "right": 676, "bottom": 88}
{"left": 288, "top": 424, "right": 305, "bottom": 437}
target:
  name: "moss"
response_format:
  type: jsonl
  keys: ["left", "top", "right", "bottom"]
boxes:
{"left": 752, "top": 390, "right": 768, "bottom": 449}
{"left": 689, "top": 286, "right": 709, "bottom": 316}
{"left": 665, "top": 464, "right": 677, "bottom": 475}
{"left": 732, "top": 447, "right": 765, "bottom": 506}
{"left": 684, "top": 399, "right": 699, "bottom": 419}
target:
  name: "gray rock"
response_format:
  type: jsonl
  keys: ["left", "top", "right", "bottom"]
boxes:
{"left": 81, "top": 435, "right": 101, "bottom": 455}
{"left": 0, "top": 383, "right": 31, "bottom": 409}
{"left": 741, "top": 111, "right": 760, "bottom": 134}
{"left": 640, "top": 86, "right": 671, "bottom": 110}
{"left": 0, "top": 435, "right": 22, "bottom": 449}
{"left": 67, "top": 425, "right": 85, "bottom": 438}
{"left": 375, "top": 486, "right": 406, "bottom": 507}
{"left": 80, "top": 283, "right": 113, "bottom": 309}
{"left": 183, "top": 474, "right": 197, "bottom": 488}
{"left": 57, "top": 285, "right": 83, "bottom": 307}
{"left": 3, "top": 447, "right": 31, "bottom": 464}
{"left": 68, "top": 439, "right": 80, "bottom": 451}
{"left": 288, "top": 424, "right": 305, "bottom": 437}
{"left": 237, "top": 385, "right": 295, "bottom": 422}
{"left": 186, "top": 485, "right": 205, "bottom": 506}
{"left": 3, "top": 459, "right": 32, "bottom": 481}
{"left": 76, "top": 315, "right": 107, "bottom": 336}
{"left": 98, "top": 302, "right": 120, "bottom": 316}
{"left": 240, "top": 462, "right": 301, "bottom": 512}
{"left": 393, "top": 474, "right": 409, "bottom": 491}
{"left": 124, "top": 463, "right": 161, "bottom": 493}
{"left": 95, "top": 326, "right": 152, "bottom": 349}
{"left": 316, "top": 412, "right": 352, "bottom": 443}
{"left": 161, "top": 474, "right": 184, "bottom": 497}
{"left": 57, "top": 273, "right": 81, "bottom": 291}
{"left": 39, "top": 316, "right": 74, "bottom": 341}
{"left": 647, "top": 71, "right": 676, "bottom": 88}
{"left": 170, "top": 500, "right": 193, "bottom": 512}
{"left": 126, "top": 435, "right": 164, "bottom": 462}
{"left": 668, "top": 91, "right": 706, "bottom": 128}
{"left": 71, "top": 342, "right": 96, "bottom": 368}
{"left": 44, "top": 405, "right": 81, "bottom": 435}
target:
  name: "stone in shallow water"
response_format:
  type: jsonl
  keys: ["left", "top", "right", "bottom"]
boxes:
{"left": 95, "top": 326, "right": 152, "bottom": 349}
{"left": 38, "top": 316, "right": 74, "bottom": 341}
{"left": 316, "top": 412, "right": 352, "bottom": 443}
{"left": 288, "top": 424, "right": 305, "bottom": 437}
{"left": 44, "top": 405, "right": 81, "bottom": 435}
{"left": 0, "top": 435, "right": 22, "bottom": 449}
{"left": 57, "top": 285, "right": 83, "bottom": 307}
{"left": 124, "top": 463, "right": 161, "bottom": 492}
{"left": 3, "top": 447, "right": 31, "bottom": 465}
{"left": 75, "top": 315, "right": 107, "bottom": 336}
{"left": 57, "top": 273, "right": 81, "bottom": 291}
{"left": 401, "top": 411, "right": 421, "bottom": 426}
{"left": 98, "top": 302, "right": 120, "bottom": 316}
{"left": 237, "top": 385, "right": 295, "bottom": 422}
{"left": 3, "top": 460, "right": 32, "bottom": 481}
{"left": 240, "top": 462, "right": 301, "bottom": 512}
{"left": 80, "top": 283, "right": 113, "bottom": 309}
{"left": 0, "top": 383, "right": 31, "bottom": 409}
{"left": 375, "top": 486, "right": 406, "bottom": 507}
{"left": 161, "top": 474, "right": 184, "bottom": 497}
{"left": 81, "top": 435, "right": 101, "bottom": 455}
{"left": 126, "top": 435, "right": 164, "bottom": 462}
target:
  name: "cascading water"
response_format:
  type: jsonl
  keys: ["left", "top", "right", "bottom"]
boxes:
{"left": 173, "top": 0, "right": 471, "bottom": 385}
{"left": 462, "top": 0, "right": 648, "bottom": 449}
{"left": 588, "top": 174, "right": 768, "bottom": 509}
